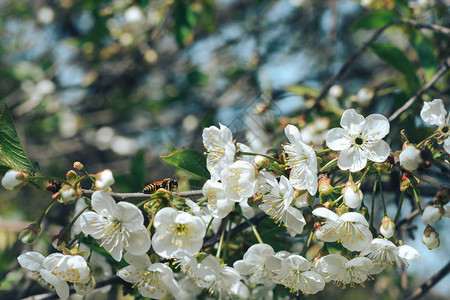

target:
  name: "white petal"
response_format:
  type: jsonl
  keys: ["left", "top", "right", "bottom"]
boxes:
{"left": 338, "top": 147, "right": 367, "bottom": 172}
{"left": 154, "top": 207, "right": 177, "bottom": 228}
{"left": 317, "top": 254, "right": 347, "bottom": 278}
{"left": 340, "top": 109, "right": 366, "bottom": 134}
{"left": 116, "top": 202, "right": 144, "bottom": 231}
{"left": 126, "top": 228, "right": 151, "bottom": 255}
{"left": 123, "top": 252, "right": 150, "bottom": 266}
{"left": 365, "top": 140, "right": 390, "bottom": 163}
{"left": 312, "top": 207, "right": 339, "bottom": 221}
{"left": 326, "top": 128, "right": 351, "bottom": 151}
{"left": 80, "top": 211, "right": 105, "bottom": 236}
{"left": 285, "top": 124, "right": 303, "bottom": 144}
{"left": 302, "top": 271, "right": 326, "bottom": 294}
{"left": 420, "top": 99, "right": 447, "bottom": 126}
{"left": 91, "top": 191, "right": 117, "bottom": 217}
{"left": 340, "top": 212, "right": 369, "bottom": 226}
{"left": 398, "top": 245, "right": 421, "bottom": 260}
{"left": 285, "top": 207, "right": 306, "bottom": 236}
{"left": 444, "top": 138, "right": 450, "bottom": 154}
{"left": 362, "top": 114, "right": 390, "bottom": 140}
{"left": 17, "top": 252, "right": 44, "bottom": 271}
{"left": 40, "top": 269, "right": 69, "bottom": 300}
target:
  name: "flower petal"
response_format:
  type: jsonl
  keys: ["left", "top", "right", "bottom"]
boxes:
{"left": 126, "top": 228, "right": 151, "bottom": 255}
{"left": 40, "top": 269, "right": 70, "bottom": 300}
{"left": 302, "top": 271, "right": 325, "bottom": 294}
{"left": 340, "top": 109, "right": 366, "bottom": 135}
{"left": 80, "top": 211, "right": 106, "bottom": 236}
{"left": 398, "top": 245, "right": 421, "bottom": 260}
{"left": 338, "top": 147, "right": 367, "bottom": 172}
{"left": 116, "top": 202, "right": 144, "bottom": 231}
{"left": 326, "top": 128, "right": 351, "bottom": 151}
{"left": 420, "top": 99, "right": 447, "bottom": 126}
{"left": 312, "top": 207, "right": 339, "bottom": 221}
{"left": 284, "top": 124, "right": 304, "bottom": 144}
{"left": 365, "top": 140, "right": 390, "bottom": 163}
{"left": 17, "top": 252, "right": 44, "bottom": 271}
{"left": 362, "top": 114, "right": 390, "bottom": 140}
{"left": 91, "top": 191, "right": 117, "bottom": 217}
{"left": 123, "top": 252, "right": 151, "bottom": 266}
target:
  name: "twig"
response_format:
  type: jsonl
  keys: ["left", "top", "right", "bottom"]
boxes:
{"left": 403, "top": 260, "right": 450, "bottom": 300}
{"left": 398, "top": 18, "right": 450, "bottom": 36}
{"left": 81, "top": 189, "right": 204, "bottom": 201}
{"left": 388, "top": 57, "right": 450, "bottom": 122}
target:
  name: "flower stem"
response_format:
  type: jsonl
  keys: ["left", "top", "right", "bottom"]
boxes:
{"left": 377, "top": 174, "right": 387, "bottom": 216}
{"left": 87, "top": 239, "right": 95, "bottom": 262}
{"left": 67, "top": 205, "right": 89, "bottom": 231}
{"left": 356, "top": 167, "right": 371, "bottom": 188}
{"left": 67, "top": 232, "right": 84, "bottom": 248}
{"left": 369, "top": 177, "right": 378, "bottom": 229}
{"left": 417, "top": 131, "right": 440, "bottom": 148}
{"left": 147, "top": 212, "right": 156, "bottom": 232}
{"left": 205, "top": 217, "right": 214, "bottom": 234}
{"left": 319, "top": 157, "right": 338, "bottom": 173}
{"left": 136, "top": 198, "right": 150, "bottom": 207}
{"left": 236, "top": 151, "right": 281, "bottom": 164}
{"left": 37, "top": 198, "right": 57, "bottom": 226}
{"left": 216, "top": 222, "right": 227, "bottom": 259}
{"left": 316, "top": 148, "right": 332, "bottom": 155}
{"left": 240, "top": 212, "right": 264, "bottom": 244}
{"left": 394, "top": 191, "right": 405, "bottom": 223}
{"left": 31, "top": 175, "right": 70, "bottom": 186}
{"left": 412, "top": 187, "right": 423, "bottom": 214}
{"left": 301, "top": 231, "right": 314, "bottom": 257}
{"left": 197, "top": 197, "right": 208, "bottom": 206}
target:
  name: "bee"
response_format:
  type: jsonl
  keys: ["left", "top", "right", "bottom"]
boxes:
{"left": 142, "top": 177, "right": 185, "bottom": 194}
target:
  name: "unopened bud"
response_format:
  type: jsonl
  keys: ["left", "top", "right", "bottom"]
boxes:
{"left": 400, "top": 172, "right": 419, "bottom": 192}
{"left": 2, "top": 170, "right": 29, "bottom": 190}
{"left": 342, "top": 180, "right": 363, "bottom": 209}
{"left": 380, "top": 216, "right": 395, "bottom": 238}
{"left": 329, "top": 85, "right": 344, "bottom": 99}
{"left": 255, "top": 155, "right": 269, "bottom": 168}
{"left": 356, "top": 87, "right": 374, "bottom": 107}
{"left": 19, "top": 223, "right": 41, "bottom": 244}
{"left": 58, "top": 184, "right": 81, "bottom": 204}
{"left": 66, "top": 170, "right": 78, "bottom": 183}
{"left": 318, "top": 175, "right": 333, "bottom": 196}
{"left": 422, "top": 225, "right": 440, "bottom": 250}
{"left": 95, "top": 169, "right": 115, "bottom": 191}
{"left": 399, "top": 145, "right": 421, "bottom": 171}
{"left": 434, "top": 189, "right": 449, "bottom": 205}
{"left": 421, "top": 205, "right": 444, "bottom": 225}
{"left": 294, "top": 190, "right": 313, "bottom": 208}
{"left": 52, "top": 229, "right": 69, "bottom": 251}
{"left": 73, "top": 161, "right": 85, "bottom": 171}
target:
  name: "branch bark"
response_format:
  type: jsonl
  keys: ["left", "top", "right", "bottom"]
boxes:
{"left": 81, "top": 189, "right": 204, "bottom": 201}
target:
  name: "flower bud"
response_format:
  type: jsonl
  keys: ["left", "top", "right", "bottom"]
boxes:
{"left": 356, "top": 87, "right": 374, "bottom": 107}
{"left": 255, "top": 155, "right": 269, "bottom": 168}
{"left": 73, "top": 161, "right": 85, "bottom": 171}
{"left": 95, "top": 169, "right": 115, "bottom": 191}
{"left": 422, "top": 225, "right": 440, "bottom": 250}
{"left": 421, "top": 205, "right": 444, "bottom": 225}
{"left": 19, "top": 223, "right": 41, "bottom": 244}
{"left": 294, "top": 189, "right": 313, "bottom": 208}
{"left": 59, "top": 185, "right": 78, "bottom": 204}
{"left": 399, "top": 145, "right": 421, "bottom": 171}
{"left": 75, "top": 276, "right": 96, "bottom": 295}
{"left": 52, "top": 229, "right": 69, "bottom": 251}
{"left": 400, "top": 172, "right": 419, "bottom": 192}
{"left": 318, "top": 175, "right": 333, "bottom": 197}
{"left": 379, "top": 216, "right": 395, "bottom": 238}
{"left": 434, "top": 189, "right": 449, "bottom": 205}
{"left": 329, "top": 85, "right": 344, "bottom": 99}
{"left": 66, "top": 170, "right": 78, "bottom": 184}
{"left": 342, "top": 180, "right": 363, "bottom": 209}
{"left": 2, "top": 170, "right": 29, "bottom": 190}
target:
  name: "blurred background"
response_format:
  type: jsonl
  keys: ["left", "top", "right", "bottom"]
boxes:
{"left": 0, "top": 0, "right": 449, "bottom": 299}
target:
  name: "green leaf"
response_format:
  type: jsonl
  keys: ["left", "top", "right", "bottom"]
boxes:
{"left": 284, "top": 85, "right": 319, "bottom": 97}
{"left": 161, "top": 149, "right": 210, "bottom": 179}
{"left": 370, "top": 43, "right": 420, "bottom": 94}
{"left": 352, "top": 10, "right": 399, "bottom": 31}
{"left": 0, "top": 105, "right": 34, "bottom": 174}
{"left": 411, "top": 33, "right": 437, "bottom": 81}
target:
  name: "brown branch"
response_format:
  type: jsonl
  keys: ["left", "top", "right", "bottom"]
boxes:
{"left": 81, "top": 189, "right": 204, "bottom": 201}
{"left": 388, "top": 57, "right": 450, "bottom": 122}
{"left": 398, "top": 18, "right": 450, "bottom": 36}
{"left": 403, "top": 260, "right": 450, "bottom": 300}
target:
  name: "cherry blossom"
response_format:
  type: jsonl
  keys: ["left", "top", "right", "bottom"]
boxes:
{"left": 202, "top": 179, "right": 236, "bottom": 219}
{"left": 80, "top": 191, "right": 151, "bottom": 261}
{"left": 43, "top": 253, "right": 90, "bottom": 285}
{"left": 420, "top": 99, "right": 450, "bottom": 153}
{"left": 233, "top": 243, "right": 276, "bottom": 286}
{"left": 283, "top": 124, "right": 318, "bottom": 195}
{"left": 221, "top": 160, "right": 259, "bottom": 201}
{"left": 2, "top": 169, "right": 28, "bottom": 190}
{"left": 399, "top": 145, "right": 421, "bottom": 171}
{"left": 95, "top": 169, "right": 115, "bottom": 191}
{"left": 326, "top": 109, "right": 390, "bottom": 172}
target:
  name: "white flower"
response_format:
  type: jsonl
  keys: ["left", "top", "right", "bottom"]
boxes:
{"left": 2, "top": 169, "right": 28, "bottom": 190}
{"left": 221, "top": 160, "right": 259, "bottom": 201}
{"left": 197, "top": 255, "right": 241, "bottom": 297}
{"left": 18, "top": 252, "right": 69, "bottom": 299}
{"left": 379, "top": 216, "right": 395, "bottom": 239}
{"left": 202, "top": 179, "right": 236, "bottom": 219}
{"left": 233, "top": 244, "right": 276, "bottom": 286}
{"left": 283, "top": 125, "right": 318, "bottom": 195}
{"left": 95, "top": 169, "right": 115, "bottom": 191}
{"left": 399, "top": 145, "right": 421, "bottom": 171}
{"left": 152, "top": 207, "right": 205, "bottom": 258}
{"left": 342, "top": 180, "right": 363, "bottom": 209}
{"left": 43, "top": 253, "right": 91, "bottom": 284}
{"left": 175, "top": 276, "right": 202, "bottom": 300}
{"left": 422, "top": 205, "right": 444, "bottom": 225}
{"left": 326, "top": 109, "right": 390, "bottom": 172}
{"left": 117, "top": 253, "right": 178, "bottom": 299}
{"left": 360, "top": 238, "right": 421, "bottom": 273}
{"left": 313, "top": 207, "right": 373, "bottom": 251}
{"left": 80, "top": 191, "right": 151, "bottom": 261}
{"left": 422, "top": 225, "right": 440, "bottom": 250}
{"left": 273, "top": 254, "right": 325, "bottom": 295}
{"left": 356, "top": 87, "right": 374, "bottom": 107}
{"left": 203, "top": 123, "right": 236, "bottom": 180}
{"left": 329, "top": 85, "right": 344, "bottom": 99}
{"left": 420, "top": 99, "right": 450, "bottom": 153}
{"left": 259, "top": 176, "right": 306, "bottom": 236}
{"left": 317, "top": 254, "right": 373, "bottom": 288}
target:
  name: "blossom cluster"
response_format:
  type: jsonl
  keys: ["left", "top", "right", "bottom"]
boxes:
{"left": 6, "top": 99, "right": 450, "bottom": 299}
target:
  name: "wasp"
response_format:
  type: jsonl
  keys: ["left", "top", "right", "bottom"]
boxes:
{"left": 142, "top": 177, "right": 185, "bottom": 194}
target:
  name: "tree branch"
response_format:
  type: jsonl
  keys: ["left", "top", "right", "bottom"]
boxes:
{"left": 388, "top": 57, "right": 450, "bottom": 122}
{"left": 81, "top": 189, "right": 204, "bottom": 201}
{"left": 403, "top": 260, "right": 450, "bottom": 300}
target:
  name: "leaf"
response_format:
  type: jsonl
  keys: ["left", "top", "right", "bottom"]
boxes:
{"left": 161, "top": 149, "right": 210, "bottom": 179}
{"left": 352, "top": 10, "right": 399, "bottom": 31}
{"left": 370, "top": 43, "right": 420, "bottom": 94}
{"left": 285, "top": 85, "right": 319, "bottom": 97}
{"left": 0, "top": 105, "right": 34, "bottom": 174}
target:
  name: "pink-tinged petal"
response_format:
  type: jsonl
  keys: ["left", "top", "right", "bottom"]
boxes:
{"left": 365, "top": 140, "right": 390, "bottom": 163}
{"left": 398, "top": 245, "right": 421, "bottom": 260}
{"left": 302, "top": 271, "right": 325, "bottom": 294}
{"left": 116, "top": 202, "right": 144, "bottom": 231}
{"left": 340, "top": 109, "right": 366, "bottom": 134}
{"left": 126, "top": 228, "right": 151, "bottom": 255}
{"left": 312, "top": 207, "right": 339, "bottom": 221}
{"left": 154, "top": 207, "right": 177, "bottom": 228}
{"left": 123, "top": 252, "right": 151, "bottom": 266}
{"left": 80, "top": 211, "right": 106, "bottom": 235}
{"left": 340, "top": 212, "right": 369, "bottom": 226}
{"left": 338, "top": 147, "right": 367, "bottom": 172}
{"left": 420, "top": 99, "right": 447, "bottom": 126}
{"left": 285, "top": 124, "right": 303, "bottom": 144}
{"left": 40, "top": 269, "right": 69, "bottom": 300}
{"left": 326, "top": 128, "right": 351, "bottom": 151}
{"left": 17, "top": 252, "right": 44, "bottom": 271}
{"left": 91, "top": 191, "right": 117, "bottom": 217}
{"left": 362, "top": 114, "right": 390, "bottom": 140}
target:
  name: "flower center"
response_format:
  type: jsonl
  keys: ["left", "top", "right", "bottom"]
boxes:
{"left": 442, "top": 126, "right": 449, "bottom": 134}
{"left": 355, "top": 137, "right": 364, "bottom": 145}
{"left": 176, "top": 224, "right": 189, "bottom": 236}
